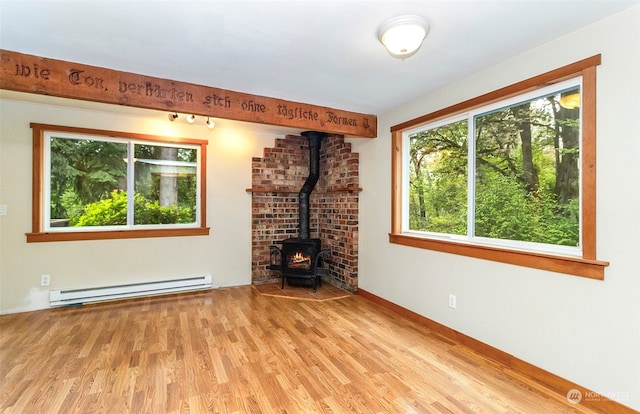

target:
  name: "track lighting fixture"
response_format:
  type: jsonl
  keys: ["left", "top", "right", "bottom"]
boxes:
{"left": 167, "top": 112, "right": 214, "bottom": 130}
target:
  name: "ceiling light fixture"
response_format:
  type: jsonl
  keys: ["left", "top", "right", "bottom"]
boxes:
{"left": 559, "top": 91, "right": 581, "bottom": 109}
{"left": 378, "top": 15, "right": 429, "bottom": 60}
{"left": 167, "top": 112, "right": 214, "bottom": 130}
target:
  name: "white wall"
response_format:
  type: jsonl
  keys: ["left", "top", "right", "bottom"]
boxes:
{"left": 351, "top": 6, "right": 640, "bottom": 411}
{"left": 0, "top": 93, "right": 283, "bottom": 314}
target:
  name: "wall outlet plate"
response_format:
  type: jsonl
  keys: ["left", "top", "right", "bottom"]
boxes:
{"left": 448, "top": 294, "right": 457, "bottom": 309}
{"left": 40, "top": 274, "right": 50, "bottom": 287}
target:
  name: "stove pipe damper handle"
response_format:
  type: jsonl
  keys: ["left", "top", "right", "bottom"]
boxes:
{"left": 299, "top": 131, "right": 328, "bottom": 239}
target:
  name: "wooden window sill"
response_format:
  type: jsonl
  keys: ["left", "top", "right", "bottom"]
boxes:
{"left": 27, "top": 227, "right": 210, "bottom": 243}
{"left": 389, "top": 233, "right": 609, "bottom": 280}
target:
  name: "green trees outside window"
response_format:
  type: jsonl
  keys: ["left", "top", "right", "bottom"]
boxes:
{"left": 47, "top": 134, "right": 199, "bottom": 229}
{"left": 408, "top": 82, "right": 581, "bottom": 252}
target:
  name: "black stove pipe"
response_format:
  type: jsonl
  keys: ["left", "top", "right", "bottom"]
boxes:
{"left": 299, "top": 131, "right": 327, "bottom": 239}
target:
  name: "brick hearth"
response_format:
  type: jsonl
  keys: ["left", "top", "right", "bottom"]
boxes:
{"left": 249, "top": 134, "right": 359, "bottom": 292}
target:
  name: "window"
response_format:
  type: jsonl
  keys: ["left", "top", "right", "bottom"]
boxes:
{"left": 390, "top": 56, "right": 608, "bottom": 279}
{"left": 28, "top": 124, "right": 209, "bottom": 242}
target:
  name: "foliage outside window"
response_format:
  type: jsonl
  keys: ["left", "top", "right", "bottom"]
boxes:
{"left": 390, "top": 56, "right": 608, "bottom": 279}
{"left": 28, "top": 124, "right": 209, "bottom": 242}
{"left": 408, "top": 80, "right": 581, "bottom": 255}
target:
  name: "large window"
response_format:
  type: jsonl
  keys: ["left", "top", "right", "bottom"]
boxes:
{"left": 28, "top": 124, "right": 209, "bottom": 242}
{"left": 390, "top": 56, "right": 608, "bottom": 279}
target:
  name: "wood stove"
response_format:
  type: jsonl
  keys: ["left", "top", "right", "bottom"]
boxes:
{"left": 269, "top": 131, "right": 331, "bottom": 292}
{"left": 270, "top": 238, "right": 329, "bottom": 292}
{"left": 282, "top": 238, "right": 320, "bottom": 274}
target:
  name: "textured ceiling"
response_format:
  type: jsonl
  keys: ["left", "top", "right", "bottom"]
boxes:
{"left": 0, "top": 0, "right": 637, "bottom": 116}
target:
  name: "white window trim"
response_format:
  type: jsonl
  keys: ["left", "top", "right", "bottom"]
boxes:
{"left": 43, "top": 132, "right": 202, "bottom": 232}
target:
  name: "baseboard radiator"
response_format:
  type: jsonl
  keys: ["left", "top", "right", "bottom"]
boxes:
{"left": 49, "top": 274, "right": 213, "bottom": 307}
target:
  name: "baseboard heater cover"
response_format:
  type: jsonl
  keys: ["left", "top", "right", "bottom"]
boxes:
{"left": 49, "top": 274, "right": 213, "bottom": 306}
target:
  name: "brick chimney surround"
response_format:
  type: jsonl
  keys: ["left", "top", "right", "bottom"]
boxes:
{"left": 249, "top": 134, "right": 360, "bottom": 292}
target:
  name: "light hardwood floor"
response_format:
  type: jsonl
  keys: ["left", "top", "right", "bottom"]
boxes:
{"left": 0, "top": 286, "right": 617, "bottom": 413}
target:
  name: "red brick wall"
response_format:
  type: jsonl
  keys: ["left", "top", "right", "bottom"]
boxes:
{"left": 250, "top": 134, "right": 359, "bottom": 292}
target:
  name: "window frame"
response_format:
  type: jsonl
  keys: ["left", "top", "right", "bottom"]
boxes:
{"left": 27, "top": 123, "right": 210, "bottom": 242}
{"left": 390, "top": 55, "right": 609, "bottom": 279}
{"left": 404, "top": 78, "right": 583, "bottom": 256}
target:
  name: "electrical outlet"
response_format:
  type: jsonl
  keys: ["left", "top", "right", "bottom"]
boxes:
{"left": 40, "top": 274, "right": 50, "bottom": 287}
{"left": 0, "top": 204, "right": 7, "bottom": 216}
{"left": 448, "top": 294, "right": 457, "bottom": 309}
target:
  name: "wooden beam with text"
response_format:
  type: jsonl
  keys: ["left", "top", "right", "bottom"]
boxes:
{"left": 0, "top": 50, "right": 377, "bottom": 138}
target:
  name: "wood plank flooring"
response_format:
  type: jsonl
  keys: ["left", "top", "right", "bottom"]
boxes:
{"left": 0, "top": 286, "right": 609, "bottom": 413}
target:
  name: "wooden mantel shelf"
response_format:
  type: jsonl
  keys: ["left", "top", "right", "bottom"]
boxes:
{"left": 246, "top": 186, "right": 362, "bottom": 194}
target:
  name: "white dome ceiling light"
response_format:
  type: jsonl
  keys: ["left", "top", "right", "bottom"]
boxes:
{"left": 378, "top": 15, "right": 430, "bottom": 60}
